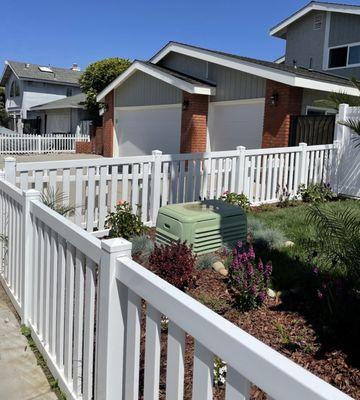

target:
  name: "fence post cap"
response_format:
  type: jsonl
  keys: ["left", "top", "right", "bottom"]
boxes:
{"left": 152, "top": 149, "right": 162, "bottom": 156}
{"left": 101, "top": 238, "right": 132, "bottom": 254}
{"left": 4, "top": 156, "right": 16, "bottom": 162}
{"left": 23, "top": 189, "right": 41, "bottom": 198}
{"left": 299, "top": 142, "right": 307, "bottom": 147}
{"left": 236, "top": 145, "right": 246, "bottom": 151}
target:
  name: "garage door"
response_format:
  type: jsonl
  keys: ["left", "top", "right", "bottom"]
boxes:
{"left": 208, "top": 99, "right": 265, "bottom": 151}
{"left": 114, "top": 104, "right": 182, "bottom": 156}
{"left": 46, "top": 111, "right": 71, "bottom": 134}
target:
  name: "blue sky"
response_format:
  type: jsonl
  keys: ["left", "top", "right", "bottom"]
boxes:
{"left": 1, "top": 0, "right": 358, "bottom": 71}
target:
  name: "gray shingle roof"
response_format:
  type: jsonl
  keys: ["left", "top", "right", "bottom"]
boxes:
{"left": 139, "top": 61, "right": 216, "bottom": 88}
{"left": 30, "top": 93, "right": 86, "bottom": 111}
{"left": 0, "top": 126, "right": 17, "bottom": 135}
{"left": 2, "top": 60, "right": 81, "bottom": 86}
{"left": 167, "top": 41, "right": 355, "bottom": 88}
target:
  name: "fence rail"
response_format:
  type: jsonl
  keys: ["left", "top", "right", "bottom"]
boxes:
{"left": 6, "top": 142, "right": 338, "bottom": 232}
{"left": 0, "top": 133, "right": 90, "bottom": 154}
{"left": 0, "top": 175, "right": 352, "bottom": 400}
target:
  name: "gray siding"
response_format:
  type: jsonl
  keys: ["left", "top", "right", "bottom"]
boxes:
{"left": 301, "top": 89, "right": 330, "bottom": 114}
{"left": 159, "top": 52, "right": 266, "bottom": 102}
{"left": 115, "top": 70, "right": 182, "bottom": 107}
{"left": 328, "top": 13, "right": 360, "bottom": 47}
{"left": 285, "top": 10, "right": 326, "bottom": 70}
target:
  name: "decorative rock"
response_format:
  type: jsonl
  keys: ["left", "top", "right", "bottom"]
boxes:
{"left": 283, "top": 240, "right": 295, "bottom": 247}
{"left": 212, "top": 261, "right": 225, "bottom": 272}
{"left": 219, "top": 268, "right": 228, "bottom": 277}
{"left": 267, "top": 288, "right": 276, "bottom": 298}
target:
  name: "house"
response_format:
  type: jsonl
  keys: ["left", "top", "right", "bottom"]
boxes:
{"left": 28, "top": 93, "right": 91, "bottom": 135}
{"left": 0, "top": 60, "right": 82, "bottom": 133}
{"left": 95, "top": 1, "right": 360, "bottom": 157}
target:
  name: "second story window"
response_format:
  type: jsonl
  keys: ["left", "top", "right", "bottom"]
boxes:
{"left": 66, "top": 88, "right": 73, "bottom": 97}
{"left": 328, "top": 43, "right": 360, "bottom": 69}
{"left": 10, "top": 81, "right": 20, "bottom": 98}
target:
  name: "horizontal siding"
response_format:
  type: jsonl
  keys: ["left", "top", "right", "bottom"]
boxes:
{"left": 329, "top": 13, "right": 360, "bottom": 47}
{"left": 115, "top": 71, "right": 182, "bottom": 107}
{"left": 160, "top": 52, "right": 266, "bottom": 102}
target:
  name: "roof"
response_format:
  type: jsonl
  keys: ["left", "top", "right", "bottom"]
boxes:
{"left": 270, "top": 1, "right": 360, "bottom": 39}
{"left": 30, "top": 93, "right": 86, "bottom": 111}
{"left": 0, "top": 126, "right": 17, "bottom": 136}
{"left": 0, "top": 60, "right": 81, "bottom": 86}
{"left": 97, "top": 60, "right": 216, "bottom": 101}
{"left": 150, "top": 41, "right": 358, "bottom": 95}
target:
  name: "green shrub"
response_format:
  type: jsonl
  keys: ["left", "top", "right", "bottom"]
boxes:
{"left": 219, "top": 191, "right": 250, "bottom": 210}
{"left": 105, "top": 201, "right": 147, "bottom": 240}
{"left": 247, "top": 216, "right": 286, "bottom": 249}
{"left": 197, "top": 292, "right": 230, "bottom": 315}
{"left": 298, "top": 183, "right": 334, "bottom": 203}
{"left": 148, "top": 241, "right": 197, "bottom": 290}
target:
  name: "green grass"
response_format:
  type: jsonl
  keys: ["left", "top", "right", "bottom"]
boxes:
{"left": 249, "top": 199, "right": 359, "bottom": 290}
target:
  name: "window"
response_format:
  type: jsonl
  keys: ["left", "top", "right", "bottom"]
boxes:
{"left": 349, "top": 45, "right": 360, "bottom": 65}
{"left": 313, "top": 14, "right": 323, "bottom": 30}
{"left": 66, "top": 88, "right": 73, "bottom": 97}
{"left": 10, "top": 81, "right": 20, "bottom": 98}
{"left": 306, "top": 107, "right": 336, "bottom": 116}
{"left": 328, "top": 42, "right": 360, "bottom": 69}
{"left": 328, "top": 46, "right": 348, "bottom": 68}
{"left": 38, "top": 66, "right": 53, "bottom": 73}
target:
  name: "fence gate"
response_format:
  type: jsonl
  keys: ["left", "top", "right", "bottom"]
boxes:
{"left": 289, "top": 115, "right": 335, "bottom": 146}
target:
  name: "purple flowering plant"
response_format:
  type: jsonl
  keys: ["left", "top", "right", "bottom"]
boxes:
{"left": 228, "top": 241, "right": 272, "bottom": 311}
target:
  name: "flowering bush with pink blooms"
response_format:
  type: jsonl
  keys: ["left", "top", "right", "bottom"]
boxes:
{"left": 228, "top": 242, "right": 272, "bottom": 311}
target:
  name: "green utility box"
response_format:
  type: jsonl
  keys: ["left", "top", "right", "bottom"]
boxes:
{"left": 156, "top": 200, "right": 247, "bottom": 255}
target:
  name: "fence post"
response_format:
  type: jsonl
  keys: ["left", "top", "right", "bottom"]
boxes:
{"left": 298, "top": 142, "right": 308, "bottom": 186}
{"left": 38, "top": 136, "right": 41, "bottom": 154}
{"left": 95, "top": 238, "right": 132, "bottom": 400}
{"left": 335, "top": 103, "right": 349, "bottom": 143}
{"left": 4, "top": 157, "right": 16, "bottom": 184}
{"left": 21, "top": 189, "right": 41, "bottom": 326}
{"left": 331, "top": 139, "right": 342, "bottom": 194}
{"left": 236, "top": 146, "right": 246, "bottom": 193}
{"left": 150, "top": 150, "right": 162, "bottom": 225}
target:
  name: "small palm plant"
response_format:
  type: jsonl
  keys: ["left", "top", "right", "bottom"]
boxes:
{"left": 316, "top": 77, "right": 360, "bottom": 147}
{"left": 41, "top": 187, "right": 77, "bottom": 217}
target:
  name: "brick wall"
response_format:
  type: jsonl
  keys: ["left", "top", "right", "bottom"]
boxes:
{"left": 262, "top": 80, "right": 303, "bottom": 148}
{"left": 102, "top": 91, "right": 115, "bottom": 157}
{"left": 180, "top": 92, "right": 208, "bottom": 153}
{"left": 75, "top": 141, "right": 94, "bottom": 154}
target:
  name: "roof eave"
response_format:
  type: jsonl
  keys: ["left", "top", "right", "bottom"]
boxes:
{"left": 97, "top": 60, "right": 215, "bottom": 102}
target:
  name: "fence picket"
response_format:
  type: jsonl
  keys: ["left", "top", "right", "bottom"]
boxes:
{"left": 192, "top": 340, "right": 213, "bottom": 400}
{"left": 225, "top": 366, "right": 250, "bottom": 400}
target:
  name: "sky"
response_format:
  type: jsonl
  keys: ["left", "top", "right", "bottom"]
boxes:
{"left": 1, "top": 0, "right": 359, "bottom": 71}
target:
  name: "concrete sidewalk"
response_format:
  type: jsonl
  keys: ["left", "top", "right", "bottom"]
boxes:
{"left": 0, "top": 284, "right": 58, "bottom": 400}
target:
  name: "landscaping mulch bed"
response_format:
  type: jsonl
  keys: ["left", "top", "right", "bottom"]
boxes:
{"left": 136, "top": 260, "right": 360, "bottom": 399}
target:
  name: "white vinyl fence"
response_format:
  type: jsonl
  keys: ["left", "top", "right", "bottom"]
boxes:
{"left": 5, "top": 142, "right": 338, "bottom": 233}
{"left": 0, "top": 175, "right": 351, "bottom": 400}
{"left": 334, "top": 104, "right": 360, "bottom": 198}
{"left": 0, "top": 133, "right": 90, "bottom": 155}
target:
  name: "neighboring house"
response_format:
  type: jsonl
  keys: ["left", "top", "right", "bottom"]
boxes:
{"left": 29, "top": 93, "right": 91, "bottom": 135}
{"left": 95, "top": 1, "right": 360, "bottom": 157}
{"left": 0, "top": 60, "right": 82, "bottom": 133}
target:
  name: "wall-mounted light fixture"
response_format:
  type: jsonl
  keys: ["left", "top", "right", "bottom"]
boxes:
{"left": 270, "top": 92, "right": 279, "bottom": 106}
{"left": 182, "top": 99, "right": 190, "bottom": 110}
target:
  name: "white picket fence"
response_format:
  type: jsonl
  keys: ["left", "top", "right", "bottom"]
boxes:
{"left": 4, "top": 141, "right": 338, "bottom": 233}
{"left": 0, "top": 175, "right": 352, "bottom": 400}
{"left": 0, "top": 133, "right": 90, "bottom": 154}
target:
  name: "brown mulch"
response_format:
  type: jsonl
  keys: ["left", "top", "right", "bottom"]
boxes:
{"left": 135, "top": 259, "right": 360, "bottom": 399}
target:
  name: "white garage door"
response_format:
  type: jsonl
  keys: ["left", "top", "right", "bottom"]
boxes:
{"left": 114, "top": 104, "right": 182, "bottom": 156}
{"left": 46, "top": 110, "right": 71, "bottom": 134}
{"left": 208, "top": 99, "right": 265, "bottom": 151}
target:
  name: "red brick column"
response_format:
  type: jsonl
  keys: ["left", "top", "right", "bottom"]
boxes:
{"left": 75, "top": 141, "right": 94, "bottom": 154}
{"left": 180, "top": 92, "right": 208, "bottom": 153}
{"left": 102, "top": 91, "right": 115, "bottom": 157}
{"left": 262, "top": 80, "right": 303, "bottom": 148}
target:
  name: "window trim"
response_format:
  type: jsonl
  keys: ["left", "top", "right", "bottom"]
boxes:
{"left": 305, "top": 106, "right": 337, "bottom": 115}
{"left": 327, "top": 41, "right": 360, "bottom": 70}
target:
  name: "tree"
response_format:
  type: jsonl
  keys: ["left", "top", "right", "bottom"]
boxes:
{"left": 315, "top": 77, "right": 360, "bottom": 147}
{"left": 0, "top": 87, "right": 10, "bottom": 127}
{"left": 79, "top": 58, "right": 131, "bottom": 124}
